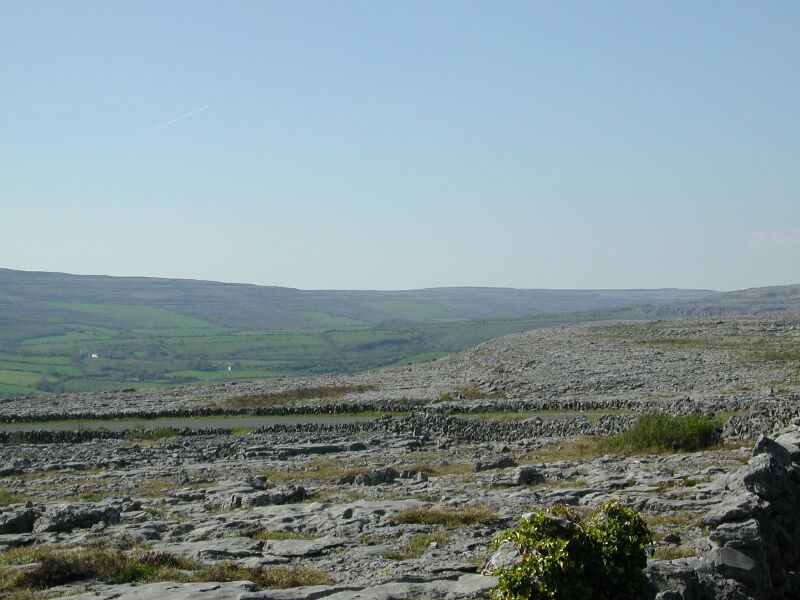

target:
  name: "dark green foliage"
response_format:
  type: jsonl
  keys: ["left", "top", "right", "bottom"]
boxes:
{"left": 605, "top": 413, "right": 721, "bottom": 453}
{"left": 490, "top": 501, "right": 652, "bottom": 600}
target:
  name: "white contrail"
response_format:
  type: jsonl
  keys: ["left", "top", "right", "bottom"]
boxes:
{"left": 144, "top": 104, "right": 212, "bottom": 134}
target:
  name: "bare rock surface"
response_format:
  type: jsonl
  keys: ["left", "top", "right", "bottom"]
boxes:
{"left": 1, "top": 316, "right": 799, "bottom": 598}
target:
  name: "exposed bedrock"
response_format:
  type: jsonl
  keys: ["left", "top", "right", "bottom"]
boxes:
{"left": 645, "top": 424, "right": 800, "bottom": 599}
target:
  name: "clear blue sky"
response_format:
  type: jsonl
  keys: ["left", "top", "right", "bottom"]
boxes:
{"left": 2, "top": 1, "right": 798, "bottom": 291}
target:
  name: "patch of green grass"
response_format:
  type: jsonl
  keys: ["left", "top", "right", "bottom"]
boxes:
{"left": 360, "top": 299, "right": 457, "bottom": 320}
{"left": 0, "top": 545, "right": 334, "bottom": 592}
{"left": 0, "top": 370, "right": 49, "bottom": 387}
{"left": 134, "top": 478, "right": 174, "bottom": 498}
{"left": 383, "top": 532, "right": 451, "bottom": 560}
{"left": 195, "top": 562, "right": 334, "bottom": 588}
{"left": 125, "top": 428, "right": 178, "bottom": 441}
{"left": 605, "top": 413, "right": 721, "bottom": 454}
{"left": 261, "top": 458, "right": 369, "bottom": 482}
{"left": 644, "top": 511, "right": 701, "bottom": 528}
{"left": 0, "top": 490, "right": 25, "bottom": 506}
{"left": 222, "top": 384, "right": 378, "bottom": 408}
{"left": 358, "top": 535, "right": 385, "bottom": 546}
{"left": 64, "top": 491, "right": 108, "bottom": 503}
{"left": 525, "top": 437, "right": 607, "bottom": 464}
{"left": 652, "top": 546, "right": 697, "bottom": 560}
{"left": 393, "top": 505, "right": 500, "bottom": 527}
{"left": 50, "top": 303, "right": 212, "bottom": 329}
{"left": 299, "top": 311, "right": 372, "bottom": 329}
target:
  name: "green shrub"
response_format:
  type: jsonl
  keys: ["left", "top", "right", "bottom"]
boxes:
{"left": 490, "top": 501, "right": 652, "bottom": 600}
{"left": 605, "top": 413, "right": 721, "bottom": 453}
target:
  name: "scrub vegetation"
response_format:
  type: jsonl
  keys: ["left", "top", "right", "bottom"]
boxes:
{"left": 490, "top": 501, "right": 652, "bottom": 600}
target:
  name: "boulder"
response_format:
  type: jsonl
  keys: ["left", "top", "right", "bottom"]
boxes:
{"left": 646, "top": 561, "right": 703, "bottom": 600}
{"left": 481, "top": 539, "right": 522, "bottom": 575}
{"left": 352, "top": 468, "right": 398, "bottom": 486}
{"left": 475, "top": 456, "right": 517, "bottom": 472}
{"left": 160, "top": 537, "right": 263, "bottom": 560}
{"left": 32, "top": 503, "right": 120, "bottom": 533}
{"left": 0, "top": 506, "right": 40, "bottom": 534}
{"left": 512, "top": 465, "right": 544, "bottom": 486}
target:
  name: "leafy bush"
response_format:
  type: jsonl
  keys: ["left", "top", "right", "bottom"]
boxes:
{"left": 605, "top": 413, "right": 721, "bottom": 453}
{"left": 490, "top": 501, "right": 652, "bottom": 600}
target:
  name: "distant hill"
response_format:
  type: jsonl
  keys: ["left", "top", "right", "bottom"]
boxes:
{"left": 615, "top": 284, "right": 800, "bottom": 318}
{"left": 0, "top": 268, "right": 717, "bottom": 396}
{"left": 0, "top": 268, "right": 715, "bottom": 330}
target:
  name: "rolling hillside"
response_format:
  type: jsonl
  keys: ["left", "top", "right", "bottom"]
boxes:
{"left": 0, "top": 268, "right": 715, "bottom": 396}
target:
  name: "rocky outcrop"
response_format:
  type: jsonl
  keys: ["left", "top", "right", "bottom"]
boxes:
{"left": 32, "top": 502, "right": 121, "bottom": 533}
{"left": 695, "top": 431, "right": 800, "bottom": 599}
{"left": 646, "top": 425, "right": 800, "bottom": 600}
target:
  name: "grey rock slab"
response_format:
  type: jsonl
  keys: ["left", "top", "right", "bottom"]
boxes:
{"left": 258, "top": 586, "right": 362, "bottom": 600}
{"left": 646, "top": 560, "right": 703, "bottom": 600}
{"left": 32, "top": 503, "right": 120, "bottom": 534}
{"left": 58, "top": 581, "right": 263, "bottom": 600}
{"left": 159, "top": 536, "right": 263, "bottom": 560}
{"left": 264, "top": 536, "right": 347, "bottom": 557}
{"left": 704, "top": 546, "right": 762, "bottom": 585}
{"left": 709, "top": 519, "right": 762, "bottom": 548}
{"left": 481, "top": 539, "right": 521, "bottom": 575}
{"left": 702, "top": 493, "right": 762, "bottom": 527}
{"left": 512, "top": 465, "right": 543, "bottom": 486}
{"left": 774, "top": 430, "right": 800, "bottom": 454}
{"left": 0, "top": 506, "right": 40, "bottom": 534}
{"left": 752, "top": 435, "right": 791, "bottom": 468}
{"left": 741, "top": 453, "right": 792, "bottom": 501}
{"left": 321, "top": 574, "right": 499, "bottom": 600}
{"left": 352, "top": 468, "right": 399, "bottom": 486}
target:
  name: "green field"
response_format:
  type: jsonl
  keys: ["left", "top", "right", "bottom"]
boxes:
{"left": 0, "top": 269, "right": 713, "bottom": 397}
{"left": 51, "top": 303, "right": 214, "bottom": 329}
{"left": 0, "top": 304, "right": 577, "bottom": 396}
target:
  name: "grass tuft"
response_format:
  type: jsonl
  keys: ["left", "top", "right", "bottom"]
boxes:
{"left": 125, "top": 428, "right": 178, "bottom": 441}
{"left": 260, "top": 458, "right": 369, "bottom": 482}
{"left": 0, "top": 545, "right": 333, "bottom": 593}
{"left": 393, "top": 505, "right": 500, "bottom": 527}
{"left": 605, "top": 413, "right": 721, "bottom": 454}
{"left": 383, "top": 532, "right": 450, "bottom": 560}
{"left": 0, "top": 490, "right": 25, "bottom": 507}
